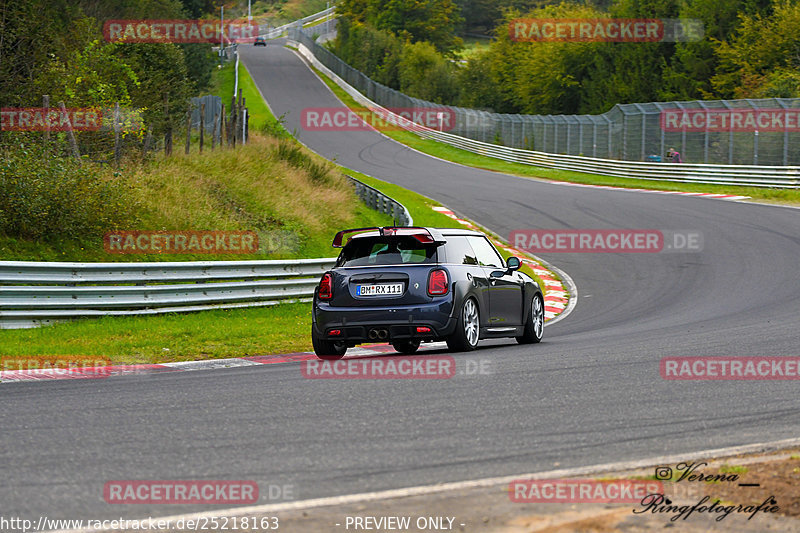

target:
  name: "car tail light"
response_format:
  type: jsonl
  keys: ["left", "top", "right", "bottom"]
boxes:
{"left": 328, "top": 329, "right": 341, "bottom": 336}
{"left": 427, "top": 269, "right": 448, "bottom": 296}
{"left": 318, "top": 273, "right": 333, "bottom": 300}
{"left": 416, "top": 326, "right": 432, "bottom": 334}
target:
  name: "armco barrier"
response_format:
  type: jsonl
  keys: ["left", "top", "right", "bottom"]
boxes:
{"left": 0, "top": 259, "right": 335, "bottom": 329}
{"left": 290, "top": 28, "right": 800, "bottom": 187}
{"left": 346, "top": 175, "right": 413, "bottom": 226}
{"left": 0, "top": 175, "right": 412, "bottom": 329}
{"left": 257, "top": 7, "right": 335, "bottom": 39}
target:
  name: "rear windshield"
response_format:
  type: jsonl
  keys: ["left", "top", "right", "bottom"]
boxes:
{"left": 337, "top": 237, "right": 438, "bottom": 267}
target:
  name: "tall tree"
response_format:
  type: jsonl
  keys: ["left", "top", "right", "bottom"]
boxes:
{"left": 338, "top": 0, "right": 464, "bottom": 54}
{"left": 712, "top": 0, "right": 800, "bottom": 98}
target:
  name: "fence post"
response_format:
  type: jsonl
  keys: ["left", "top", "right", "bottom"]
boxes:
{"left": 199, "top": 101, "right": 205, "bottom": 153}
{"left": 554, "top": 119, "right": 559, "bottom": 154}
{"left": 754, "top": 130, "right": 759, "bottom": 165}
{"left": 185, "top": 103, "right": 191, "bottom": 155}
{"left": 230, "top": 95, "right": 237, "bottom": 147}
{"left": 58, "top": 101, "right": 81, "bottom": 162}
{"left": 212, "top": 107, "right": 218, "bottom": 150}
{"left": 222, "top": 103, "right": 227, "bottom": 148}
{"left": 566, "top": 122, "right": 571, "bottom": 154}
{"left": 657, "top": 103, "right": 665, "bottom": 161}
{"left": 164, "top": 95, "right": 172, "bottom": 156}
{"left": 42, "top": 95, "right": 50, "bottom": 160}
{"left": 143, "top": 126, "right": 153, "bottom": 155}
{"left": 641, "top": 112, "right": 646, "bottom": 161}
{"left": 244, "top": 107, "right": 249, "bottom": 144}
{"left": 241, "top": 97, "right": 247, "bottom": 144}
{"left": 236, "top": 89, "right": 243, "bottom": 146}
{"left": 113, "top": 102, "right": 121, "bottom": 167}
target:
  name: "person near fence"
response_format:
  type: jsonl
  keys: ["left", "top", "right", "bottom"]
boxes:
{"left": 667, "top": 148, "right": 682, "bottom": 163}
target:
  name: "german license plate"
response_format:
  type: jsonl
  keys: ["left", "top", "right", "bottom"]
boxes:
{"left": 356, "top": 283, "right": 403, "bottom": 296}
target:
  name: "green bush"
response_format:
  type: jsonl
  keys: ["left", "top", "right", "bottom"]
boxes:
{"left": 0, "top": 141, "right": 140, "bottom": 240}
{"left": 332, "top": 19, "right": 404, "bottom": 88}
{"left": 398, "top": 41, "right": 460, "bottom": 104}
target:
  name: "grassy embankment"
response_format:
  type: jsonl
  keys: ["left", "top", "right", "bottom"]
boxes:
{"left": 0, "top": 61, "right": 390, "bottom": 363}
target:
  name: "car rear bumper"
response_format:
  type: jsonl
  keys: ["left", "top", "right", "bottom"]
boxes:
{"left": 313, "top": 300, "right": 457, "bottom": 344}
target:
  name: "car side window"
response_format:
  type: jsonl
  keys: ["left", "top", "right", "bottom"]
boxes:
{"left": 468, "top": 237, "right": 504, "bottom": 268}
{"left": 443, "top": 236, "right": 478, "bottom": 265}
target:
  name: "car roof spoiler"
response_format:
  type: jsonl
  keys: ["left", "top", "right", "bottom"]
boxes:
{"left": 332, "top": 226, "right": 446, "bottom": 248}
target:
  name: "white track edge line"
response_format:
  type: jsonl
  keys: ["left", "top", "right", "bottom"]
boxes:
{"left": 53, "top": 436, "right": 800, "bottom": 532}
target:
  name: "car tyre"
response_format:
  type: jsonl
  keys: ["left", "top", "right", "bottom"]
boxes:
{"left": 312, "top": 326, "right": 347, "bottom": 360}
{"left": 517, "top": 293, "right": 544, "bottom": 344}
{"left": 446, "top": 298, "right": 480, "bottom": 352}
{"left": 392, "top": 340, "right": 421, "bottom": 354}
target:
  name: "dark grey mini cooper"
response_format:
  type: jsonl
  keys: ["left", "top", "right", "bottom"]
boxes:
{"left": 311, "top": 227, "right": 544, "bottom": 359}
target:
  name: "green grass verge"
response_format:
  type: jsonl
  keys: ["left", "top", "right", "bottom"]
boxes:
{"left": 306, "top": 57, "right": 800, "bottom": 206}
{"left": 0, "top": 303, "right": 313, "bottom": 363}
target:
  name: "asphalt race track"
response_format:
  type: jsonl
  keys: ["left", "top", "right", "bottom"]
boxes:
{"left": 1, "top": 40, "right": 799, "bottom": 524}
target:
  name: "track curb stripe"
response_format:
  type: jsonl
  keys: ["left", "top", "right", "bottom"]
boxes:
{"left": 0, "top": 345, "right": 435, "bottom": 384}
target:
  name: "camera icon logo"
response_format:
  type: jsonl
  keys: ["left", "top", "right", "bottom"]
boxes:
{"left": 654, "top": 466, "right": 673, "bottom": 480}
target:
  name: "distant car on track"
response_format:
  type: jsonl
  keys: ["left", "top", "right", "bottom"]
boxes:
{"left": 312, "top": 226, "right": 544, "bottom": 359}
{"left": 254, "top": 37, "right": 267, "bottom": 46}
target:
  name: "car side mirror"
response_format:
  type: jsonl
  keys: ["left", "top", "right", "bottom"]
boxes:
{"left": 491, "top": 257, "right": 520, "bottom": 278}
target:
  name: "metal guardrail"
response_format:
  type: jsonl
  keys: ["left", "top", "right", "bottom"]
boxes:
{"left": 234, "top": 48, "right": 240, "bottom": 101}
{"left": 0, "top": 174, "right": 414, "bottom": 330}
{"left": 257, "top": 7, "right": 335, "bottom": 39}
{"left": 410, "top": 130, "right": 800, "bottom": 188}
{"left": 346, "top": 175, "right": 413, "bottom": 226}
{"left": 0, "top": 259, "right": 335, "bottom": 329}
{"left": 291, "top": 29, "right": 800, "bottom": 188}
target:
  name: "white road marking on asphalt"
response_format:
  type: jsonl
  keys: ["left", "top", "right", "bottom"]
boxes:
{"left": 53, "top": 436, "right": 800, "bottom": 533}
{"left": 161, "top": 359, "right": 263, "bottom": 370}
